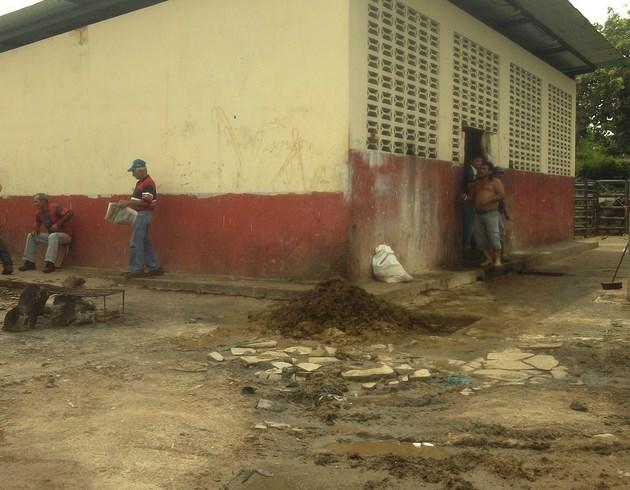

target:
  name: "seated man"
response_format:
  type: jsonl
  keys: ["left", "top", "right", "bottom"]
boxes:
{"left": 18, "top": 193, "right": 73, "bottom": 273}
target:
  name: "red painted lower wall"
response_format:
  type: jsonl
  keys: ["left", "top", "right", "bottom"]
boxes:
{"left": 347, "top": 151, "right": 575, "bottom": 280}
{"left": 0, "top": 155, "right": 574, "bottom": 280}
{"left": 0, "top": 193, "right": 349, "bottom": 279}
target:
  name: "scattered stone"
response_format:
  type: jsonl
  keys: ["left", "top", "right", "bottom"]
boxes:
{"left": 410, "top": 369, "right": 431, "bottom": 380}
{"left": 254, "top": 423, "right": 268, "bottom": 430}
{"left": 570, "top": 400, "right": 588, "bottom": 412}
{"left": 551, "top": 367, "right": 568, "bottom": 380}
{"left": 244, "top": 340, "right": 278, "bottom": 349}
{"left": 231, "top": 348, "right": 257, "bottom": 356}
{"left": 240, "top": 356, "right": 273, "bottom": 366}
{"left": 324, "top": 346, "right": 337, "bottom": 356}
{"left": 369, "top": 344, "right": 388, "bottom": 350}
{"left": 264, "top": 421, "right": 291, "bottom": 430}
{"left": 461, "top": 365, "right": 476, "bottom": 372}
{"left": 310, "top": 347, "right": 327, "bottom": 357}
{"left": 408, "top": 340, "right": 418, "bottom": 346}
{"left": 208, "top": 352, "right": 224, "bottom": 362}
{"left": 474, "top": 369, "right": 531, "bottom": 382}
{"left": 284, "top": 346, "right": 312, "bottom": 355}
{"left": 393, "top": 364, "right": 415, "bottom": 375}
{"left": 460, "top": 388, "right": 473, "bottom": 396}
{"left": 486, "top": 349, "right": 534, "bottom": 361}
{"left": 521, "top": 342, "right": 563, "bottom": 349}
{"left": 342, "top": 365, "right": 395, "bottom": 382}
{"left": 256, "top": 368, "right": 283, "bottom": 381}
{"left": 307, "top": 357, "right": 340, "bottom": 364}
{"left": 447, "top": 359, "right": 466, "bottom": 366}
{"left": 297, "top": 363, "right": 321, "bottom": 372}
{"left": 400, "top": 375, "right": 409, "bottom": 382}
{"left": 362, "top": 382, "right": 377, "bottom": 390}
{"left": 484, "top": 359, "right": 535, "bottom": 371}
{"left": 271, "top": 361, "right": 293, "bottom": 370}
{"left": 593, "top": 433, "right": 616, "bottom": 439}
{"left": 256, "top": 399, "right": 288, "bottom": 412}
{"left": 387, "top": 344, "right": 394, "bottom": 353}
{"left": 388, "top": 380, "right": 400, "bottom": 386}
{"left": 523, "top": 354, "right": 559, "bottom": 371}
{"left": 259, "top": 351, "right": 291, "bottom": 360}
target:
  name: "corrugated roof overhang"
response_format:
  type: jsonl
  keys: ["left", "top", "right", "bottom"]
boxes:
{"left": 0, "top": 0, "right": 166, "bottom": 54}
{"left": 448, "top": 0, "right": 627, "bottom": 77}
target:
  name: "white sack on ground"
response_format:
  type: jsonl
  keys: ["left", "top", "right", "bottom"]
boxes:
{"left": 372, "top": 244, "right": 413, "bottom": 283}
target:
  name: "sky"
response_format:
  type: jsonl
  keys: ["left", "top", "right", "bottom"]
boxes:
{"left": 0, "top": 0, "right": 628, "bottom": 24}
{"left": 568, "top": 0, "right": 629, "bottom": 24}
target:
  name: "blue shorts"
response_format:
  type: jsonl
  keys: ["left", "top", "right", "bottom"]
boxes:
{"left": 475, "top": 209, "right": 502, "bottom": 251}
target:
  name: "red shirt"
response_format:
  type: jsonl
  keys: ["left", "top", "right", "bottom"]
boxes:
{"left": 131, "top": 175, "right": 157, "bottom": 211}
{"left": 34, "top": 203, "right": 72, "bottom": 236}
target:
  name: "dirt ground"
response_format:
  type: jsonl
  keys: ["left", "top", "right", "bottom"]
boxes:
{"left": 2, "top": 238, "right": 630, "bottom": 489}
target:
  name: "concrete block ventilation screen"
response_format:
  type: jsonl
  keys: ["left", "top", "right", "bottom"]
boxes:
{"left": 451, "top": 33, "right": 500, "bottom": 163}
{"left": 366, "top": 0, "right": 439, "bottom": 158}
{"left": 509, "top": 63, "right": 542, "bottom": 172}
{"left": 547, "top": 84, "right": 573, "bottom": 176}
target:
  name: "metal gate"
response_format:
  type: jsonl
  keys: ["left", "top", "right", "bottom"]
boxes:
{"left": 575, "top": 179, "right": 629, "bottom": 237}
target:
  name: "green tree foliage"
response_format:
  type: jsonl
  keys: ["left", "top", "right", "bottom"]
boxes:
{"left": 576, "top": 9, "right": 629, "bottom": 179}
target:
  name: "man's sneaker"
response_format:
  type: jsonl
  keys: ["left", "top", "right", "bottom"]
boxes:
{"left": 147, "top": 268, "right": 164, "bottom": 276}
{"left": 124, "top": 271, "right": 147, "bottom": 279}
{"left": 2, "top": 266, "right": 13, "bottom": 275}
{"left": 18, "top": 261, "right": 36, "bottom": 271}
{"left": 43, "top": 261, "right": 56, "bottom": 273}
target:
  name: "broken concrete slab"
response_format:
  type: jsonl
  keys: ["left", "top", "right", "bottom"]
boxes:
{"left": 474, "top": 369, "right": 532, "bottom": 382}
{"left": 208, "top": 352, "right": 224, "bottom": 362}
{"left": 256, "top": 399, "right": 288, "bottom": 412}
{"left": 264, "top": 421, "right": 291, "bottom": 430}
{"left": 324, "top": 346, "right": 337, "bottom": 356}
{"left": 243, "top": 340, "right": 278, "bottom": 349}
{"left": 393, "top": 364, "right": 415, "bottom": 375}
{"left": 551, "top": 367, "right": 568, "bottom": 380}
{"left": 240, "top": 356, "right": 273, "bottom": 366}
{"left": 296, "top": 363, "right": 321, "bottom": 372}
{"left": 307, "top": 357, "right": 340, "bottom": 364}
{"left": 523, "top": 354, "right": 559, "bottom": 371}
{"left": 284, "top": 346, "right": 312, "bottom": 355}
{"left": 483, "top": 359, "right": 535, "bottom": 371}
{"left": 486, "top": 349, "right": 534, "bottom": 361}
{"left": 259, "top": 351, "right": 291, "bottom": 360}
{"left": 409, "top": 369, "right": 431, "bottom": 380}
{"left": 231, "top": 348, "right": 257, "bottom": 356}
{"left": 271, "top": 361, "right": 294, "bottom": 370}
{"left": 342, "top": 365, "right": 396, "bottom": 382}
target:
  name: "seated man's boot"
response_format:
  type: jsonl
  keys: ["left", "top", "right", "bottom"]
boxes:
{"left": 43, "top": 261, "right": 56, "bottom": 273}
{"left": 18, "top": 260, "right": 36, "bottom": 271}
{"left": 2, "top": 265, "right": 13, "bottom": 275}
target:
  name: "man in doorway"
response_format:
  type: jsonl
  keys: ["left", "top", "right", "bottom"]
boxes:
{"left": 469, "top": 161, "right": 505, "bottom": 267}
{"left": 462, "top": 156, "right": 483, "bottom": 258}
{"left": 18, "top": 193, "right": 73, "bottom": 273}
{"left": 116, "top": 159, "right": 162, "bottom": 278}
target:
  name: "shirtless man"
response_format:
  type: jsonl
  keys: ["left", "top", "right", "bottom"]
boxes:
{"left": 469, "top": 161, "right": 505, "bottom": 267}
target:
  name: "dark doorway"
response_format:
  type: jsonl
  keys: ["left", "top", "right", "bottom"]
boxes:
{"left": 463, "top": 127, "right": 484, "bottom": 164}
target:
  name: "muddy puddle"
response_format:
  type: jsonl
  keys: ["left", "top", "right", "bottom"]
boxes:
{"left": 323, "top": 441, "right": 449, "bottom": 459}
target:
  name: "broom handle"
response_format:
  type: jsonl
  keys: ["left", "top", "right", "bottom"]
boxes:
{"left": 611, "top": 239, "right": 630, "bottom": 283}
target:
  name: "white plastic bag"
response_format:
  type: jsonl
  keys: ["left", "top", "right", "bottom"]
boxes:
{"left": 372, "top": 244, "right": 413, "bottom": 283}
